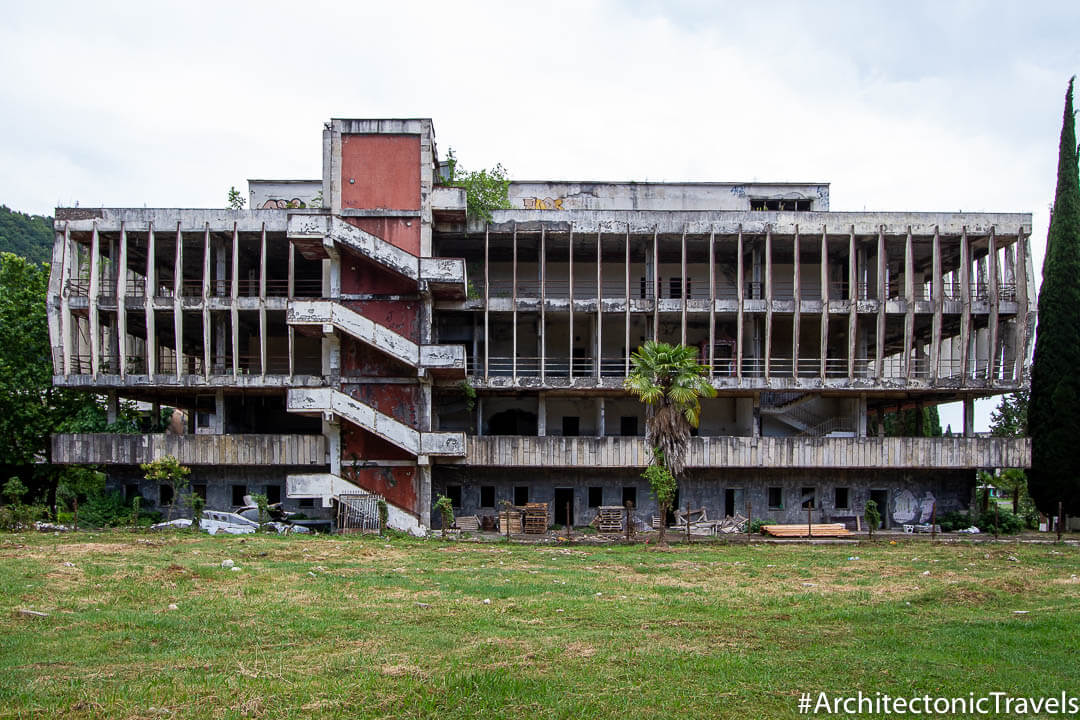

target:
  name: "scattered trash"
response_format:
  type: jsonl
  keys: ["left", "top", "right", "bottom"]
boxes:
{"left": 556, "top": 609, "right": 564, "bottom": 613}
{"left": 152, "top": 510, "right": 310, "bottom": 535}
{"left": 595, "top": 592, "right": 603, "bottom": 597}
{"left": 802, "top": 583, "right": 817, "bottom": 587}
{"left": 220, "top": 559, "right": 235, "bottom": 569}
{"left": 167, "top": 603, "right": 178, "bottom": 611}
{"left": 17, "top": 608, "right": 48, "bottom": 618}
{"left": 1013, "top": 610, "right": 1029, "bottom": 615}
{"left": 921, "top": 570, "right": 931, "bottom": 576}
{"left": 848, "top": 556, "right": 860, "bottom": 561}
{"left": 483, "top": 598, "right": 491, "bottom": 605}
{"left": 957, "top": 526, "right": 981, "bottom": 534}
{"left": 230, "top": 566, "right": 242, "bottom": 572}
{"left": 1007, "top": 556, "right": 1019, "bottom": 562}
{"left": 63, "top": 562, "right": 75, "bottom": 567}
{"left": 415, "top": 602, "right": 430, "bottom": 608}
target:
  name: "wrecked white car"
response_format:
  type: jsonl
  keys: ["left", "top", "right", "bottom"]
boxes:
{"left": 152, "top": 510, "right": 310, "bottom": 535}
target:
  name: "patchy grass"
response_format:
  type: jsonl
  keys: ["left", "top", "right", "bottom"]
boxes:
{"left": 0, "top": 533, "right": 1077, "bottom": 719}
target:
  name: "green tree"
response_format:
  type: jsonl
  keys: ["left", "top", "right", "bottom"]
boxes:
{"left": 140, "top": 455, "right": 191, "bottom": 521}
{"left": 1029, "top": 78, "right": 1080, "bottom": 516}
{"left": 625, "top": 341, "right": 716, "bottom": 545}
{"left": 883, "top": 405, "right": 942, "bottom": 437}
{"left": 990, "top": 390, "right": 1028, "bottom": 438}
{"left": 864, "top": 499, "right": 881, "bottom": 539}
{"left": 442, "top": 149, "right": 511, "bottom": 222}
{"left": 0, "top": 205, "right": 53, "bottom": 265}
{"left": 226, "top": 187, "right": 246, "bottom": 210}
{"left": 0, "top": 253, "right": 103, "bottom": 469}
{"left": 55, "top": 466, "right": 105, "bottom": 530}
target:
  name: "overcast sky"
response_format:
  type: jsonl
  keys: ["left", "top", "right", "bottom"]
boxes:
{"left": 2, "top": 0, "right": 1076, "bottom": 429}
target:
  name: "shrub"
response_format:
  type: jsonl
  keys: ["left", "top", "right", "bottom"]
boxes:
{"left": 749, "top": 518, "right": 772, "bottom": 534}
{"left": 0, "top": 503, "right": 44, "bottom": 531}
{"left": 79, "top": 491, "right": 132, "bottom": 528}
{"left": 976, "top": 508, "right": 1025, "bottom": 535}
{"left": 434, "top": 495, "right": 454, "bottom": 535}
{"left": 938, "top": 511, "right": 972, "bottom": 533}
{"left": 864, "top": 500, "right": 881, "bottom": 539}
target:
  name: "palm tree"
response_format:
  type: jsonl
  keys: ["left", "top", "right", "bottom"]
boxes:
{"left": 625, "top": 341, "right": 716, "bottom": 544}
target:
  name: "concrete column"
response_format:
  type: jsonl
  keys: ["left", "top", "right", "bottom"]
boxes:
{"left": 735, "top": 227, "right": 744, "bottom": 380}
{"left": 569, "top": 225, "right": 575, "bottom": 380}
{"left": 847, "top": 227, "right": 857, "bottom": 380}
{"left": 857, "top": 393, "right": 868, "bottom": 437}
{"left": 60, "top": 224, "right": 73, "bottom": 375}
{"left": 624, "top": 224, "right": 631, "bottom": 376}
{"left": 323, "top": 419, "right": 341, "bottom": 476}
{"left": 214, "top": 390, "right": 225, "bottom": 434}
{"left": 959, "top": 228, "right": 971, "bottom": 383}
{"left": 651, "top": 228, "right": 659, "bottom": 340}
{"left": 417, "top": 465, "right": 432, "bottom": 529}
{"left": 596, "top": 229, "right": 603, "bottom": 375}
{"left": 202, "top": 224, "right": 211, "bottom": 378}
{"left": 764, "top": 226, "right": 772, "bottom": 381}
{"left": 106, "top": 391, "right": 118, "bottom": 425}
{"left": 541, "top": 225, "right": 547, "bottom": 382}
{"left": 931, "top": 228, "right": 943, "bottom": 382}
{"left": 145, "top": 222, "right": 156, "bottom": 377}
{"left": 987, "top": 228, "right": 999, "bottom": 382}
{"left": 117, "top": 223, "right": 128, "bottom": 377}
{"left": 875, "top": 228, "right": 885, "bottom": 381}
{"left": 819, "top": 226, "right": 829, "bottom": 381}
{"left": 231, "top": 224, "right": 239, "bottom": 377}
{"left": 89, "top": 223, "right": 100, "bottom": 377}
{"left": 1014, "top": 228, "right": 1029, "bottom": 382}
{"left": 792, "top": 226, "right": 801, "bottom": 379}
{"left": 963, "top": 398, "right": 975, "bottom": 438}
{"left": 476, "top": 397, "right": 484, "bottom": 436}
{"left": 902, "top": 227, "right": 914, "bottom": 380}
{"left": 752, "top": 393, "right": 761, "bottom": 439}
{"left": 537, "top": 393, "right": 546, "bottom": 436}
{"left": 173, "top": 223, "right": 183, "bottom": 378}
{"left": 259, "top": 223, "right": 267, "bottom": 377}
{"left": 596, "top": 397, "right": 605, "bottom": 438}
{"left": 680, "top": 227, "right": 687, "bottom": 345}
{"left": 484, "top": 224, "right": 489, "bottom": 379}
{"left": 512, "top": 222, "right": 517, "bottom": 381}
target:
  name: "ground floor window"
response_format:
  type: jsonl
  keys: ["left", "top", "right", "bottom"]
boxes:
{"left": 446, "top": 484, "right": 462, "bottom": 508}
{"left": 480, "top": 485, "right": 495, "bottom": 508}
{"left": 622, "top": 486, "right": 637, "bottom": 508}
{"left": 834, "top": 487, "right": 849, "bottom": 510}
{"left": 514, "top": 486, "right": 529, "bottom": 506}
{"left": 588, "top": 486, "right": 603, "bottom": 508}
{"left": 266, "top": 485, "right": 281, "bottom": 505}
{"left": 159, "top": 484, "right": 174, "bottom": 506}
{"left": 768, "top": 486, "right": 783, "bottom": 509}
{"left": 298, "top": 498, "right": 314, "bottom": 509}
{"left": 801, "top": 487, "right": 816, "bottom": 510}
{"left": 231, "top": 484, "right": 246, "bottom": 506}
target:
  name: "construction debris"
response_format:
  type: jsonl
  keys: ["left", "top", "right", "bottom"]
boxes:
{"left": 523, "top": 503, "right": 549, "bottom": 534}
{"left": 454, "top": 515, "right": 480, "bottom": 532}
{"left": 498, "top": 509, "right": 523, "bottom": 534}
{"left": 595, "top": 506, "right": 624, "bottom": 533}
{"left": 762, "top": 523, "right": 852, "bottom": 538}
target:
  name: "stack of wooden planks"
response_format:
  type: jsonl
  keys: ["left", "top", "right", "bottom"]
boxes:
{"left": 454, "top": 515, "right": 480, "bottom": 532}
{"left": 762, "top": 523, "right": 852, "bottom": 538}
{"left": 596, "top": 506, "right": 624, "bottom": 533}
{"left": 523, "top": 503, "right": 549, "bottom": 534}
{"left": 498, "top": 510, "right": 523, "bottom": 534}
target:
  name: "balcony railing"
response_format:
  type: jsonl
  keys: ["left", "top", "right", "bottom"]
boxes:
{"left": 52, "top": 433, "right": 327, "bottom": 466}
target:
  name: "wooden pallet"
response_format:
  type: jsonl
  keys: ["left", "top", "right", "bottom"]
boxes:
{"left": 523, "top": 503, "right": 549, "bottom": 534}
{"left": 498, "top": 510, "right": 523, "bottom": 534}
{"left": 454, "top": 515, "right": 480, "bottom": 532}
{"left": 763, "top": 523, "right": 852, "bottom": 538}
{"left": 596, "top": 506, "right": 623, "bottom": 533}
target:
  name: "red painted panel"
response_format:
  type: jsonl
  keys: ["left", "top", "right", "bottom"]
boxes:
{"left": 340, "top": 336, "right": 416, "bottom": 377}
{"left": 340, "top": 135, "right": 420, "bottom": 211}
{"left": 342, "top": 424, "right": 414, "bottom": 462}
{"left": 344, "top": 383, "right": 420, "bottom": 427}
{"left": 340, "top": 252, "right": 417, "bottom": 295}
{"left": 346, "top": 217, "right": 420, "bottom": 256}
{"left": 342, "top": 465, "right": 418, "bottom": 515}
{"left": 345, "top": 300, "right": 420, "bottom": 342}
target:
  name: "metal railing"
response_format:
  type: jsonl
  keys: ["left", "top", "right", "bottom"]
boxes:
{"left": 336, "top": 492, "right": 382, "bottom": 533}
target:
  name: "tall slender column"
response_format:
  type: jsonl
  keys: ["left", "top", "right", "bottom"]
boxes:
{"left": 569, "top": 225, "right": 575, "bottom": 381}
{"left": 624, "top": 224, "right": 630, "bottom": 376}
{"left": 117, "top": 223, "right": 128, "bottom": 377}
{"left": 819, "top": 226, "right": 829, "bottom": 381}
{"left": 596, "top": 229, "right": 602, "bottom": 379}
{"left": 1013, "top": 228, "right": 1029, "bottom": 382}
{"left": 540, "top": 225, "right": 546, "bottom": 382}
{"left": 680, "top": 226, "right": 687, "bottom": 346}
{"left": 231, "top": 224, "right": 239, "bottom": 377}
{"left": 259, "top": 223, "right": 267, "bottom": 377}
{"left": 537, "top": 392, "right": 546, "bottom": 436}
{"left": 847, "top": 227, "right": 856, "bottom": 380}
{"left": 484, "top": 224, "right": 489, "bottom": 380}
{"left": 145, "top": 222, "right": 157, "bottom": 377}
{"left": 959, "top": 227, "right": 971, "bottom": 384}
{"left": 89, "top": 223, "right": 100, "bottom": 377}
{"left": 987, "top": 227, "right": 999, "bottom": 382}
{"left": 736, "top": 226, "right": 744, "bottom": 380}
{"left": 288, "top": 242, "right": 295, "bottom": 378}
{"left": 903, "top": 227, "right": 914, "bottom": 381}
{"left": 173, "top": 223, "right": 183, "bottom": 378}
{"left": 512, "top": 222, "right": 518, "bottom": 381}
{"left": 931, "top": 227, "right": 943, "bottom": 382}
{"left": 60, "top": 224, "right": 73, "bottom": 374}
{"left": 202, "top": 224, "right": 211, "bottom": 378}
{"left": 764, "top": 226, "right": 772, "bottom": 381}
{"left": 708, "top": 229, "right": 716, "bottom": 377}
{"left": 875, "top": 228, "right": 885, "bottom": 381}
{"left": 651, "top": 228, "right": 659, "bottom": 341}
{"left": 792, "top": 226, "right": 801, "bottom": 379}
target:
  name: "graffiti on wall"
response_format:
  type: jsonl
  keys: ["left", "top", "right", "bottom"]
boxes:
{"left": 521, "top": 197, "right": 566, "bottom": 210}
{"left": 892, "top": 489, "right": 936, "bottom": 524}
{"left": 260, "top": 198, "right": 310, "bottom": 209}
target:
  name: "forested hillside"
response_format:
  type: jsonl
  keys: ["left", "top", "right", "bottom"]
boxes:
{"left": 0, "top": 205, "right": 53, "bottom": 264}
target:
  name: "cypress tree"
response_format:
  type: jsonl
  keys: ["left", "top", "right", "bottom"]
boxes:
{"left": 1029, "top": 77, "right": 1080, "bottom": 515}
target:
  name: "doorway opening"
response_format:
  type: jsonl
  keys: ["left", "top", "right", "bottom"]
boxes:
{"left": 554, "top": 488, "right": 574, "bottom": 527}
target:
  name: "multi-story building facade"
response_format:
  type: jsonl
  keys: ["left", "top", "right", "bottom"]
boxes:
{"left": 48, "top": 118, "right": 1033, "bottom": 531}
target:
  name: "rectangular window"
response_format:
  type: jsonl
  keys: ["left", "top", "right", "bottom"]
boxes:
{"left": 125, "top": 484, "right": 139, "bottom": 503}
{"left": 588, "top": 486, "right": 603, "bottom": 508}
{"left": 480, "top": 485, "right": 495, "bottom": 507}
{"left": 446, "top": 484, "right": 462, "bottom": 508}
{"left": 266, "top": 485, "right": 281, "bottom": 505}
{"left": 192, "top": 483, "right": 207, "bottom": 500}
{"left": 834, "top": 487, "right": 849, "bottom": 510}
{"left": 768, "top": 486, "right": 783, "bottom": 509}
{"left": 801, "top": 486, "right": 816, "bottom": 510}
{"left": 298, "top": 498, "right": 314, "bottom": 509}
{"left": 669, "top": 277, "right": 682, "bottom": 299}
{"left": 514, "top": 485, "right": 529, "bottom": 506}
{"left": 620, "top": 416, "right": 638, "bottom": 436}
{"left": 231, "top": 484, "right": 247, "bottom": 507}
{"left": 562, "top": 416, "right": 580, "bottom": 437}
{"left": 159, "top": 484, "right": 174, "bottom": 506}
{"left": 750, "top": 198, "right": 812, "bottom": 211}
{"left": 622, "top": 486, "right": 637, "bottom": 508}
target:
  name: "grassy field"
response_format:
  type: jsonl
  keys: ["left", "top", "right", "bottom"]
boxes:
{"left": 1, "top": 532, "right": 1078, "bottom": 719}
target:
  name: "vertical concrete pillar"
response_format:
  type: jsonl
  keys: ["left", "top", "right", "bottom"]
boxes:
{"left": 214, "top": 390, "right": 225, "bottom": 434}
{"left": 323, "top": 418, "right": 341, "bottom": 476}
{"left": 89, "top": 222, "right": 100, "bottom": 377}
{"left": 483, "top": 224, "right": 489, "bottom": 380}
{"left": 173, "top": 223, "right": 183, "bottom": 378}
{"left": 417, "top": 465, "right": 432, "bottom": 529}
{"left": 1013, "top": 228, "right": 1029, "bottom": 382}
{"left": 117, "top": 223, "right": 128, "bottom": 378}
{"left": 959, "top": 227, "right": 971, "bottom": 383}
{"left": 680, "top": 226, "right": 687, "bottom": 346}
{"left": 708, "top": 228, "right": 715, "bottom": 375}
{"left": 596, "top": 397, "right": 605, "bottom": 438}
{"left": 857, "top": 393, "right": 868, "bottom": 437}
{"left": 537, "top": 393, "right": 546, "bottom": 436}
{"left": 569, "top": 225, "right": 575, "bottom": 380}
{"left": 476, "top": 397, "right": 484, "bottom": 437}
{"left": 931, "top": 227, "right": 943, "bottom": 382}
{"left": 145, "top": 222, "right": 157, "bottom": 377}
{"left": 106, "top": 391, "right": 118, "bottom": 425}
{"left": 764, "top": 226, "right": 772, "bottom": 381}
{"left": 259, "top": 223, "right": 267, "bottom": 377}
{"left": 963, "top": 398, "right": 974, "bottom": 438}
{"left": 792, "top": 226, "right": 801, "bottom": 379}
{"left": 903, "top": 227, "right": 914, "bottom": 380}
{"left": 987, "top": 227, "right": 999, "bottom": 382}
{"left": 875, "top": 227, "right": 885, "bottom": 381}
{"left": 819, "top": 226, "right": 829, "bottom": 381}
{"left": 752, "top": 393, "right": 761, "bottom": 439}
{"left": 847, "top": 227, "right": 857, "bottom": 381}
{"left": 540, "top": 225, "right": 547, "bottom": 382}
{"left": 60, "top": 224, "right": 73, "bottom": 375}
{"left": 230, "top": 224, "right": 239, "bottom": 378}
{"left": 735, "top": 226, "right": 744, "bottom": 380}
{"left": 624, "top": 223, "right": 631, "bottom": 376}
{"left": 651, "top": 228, "right": 659, "bottom": 340}
{"left": 596, "top": 229, "right": 603, "bottom": 375}
{"left": 202, "top": 224, "right": 211, "bottom": 378}
{"left": 512, "top": 222, "right": 518, "bottom": 381}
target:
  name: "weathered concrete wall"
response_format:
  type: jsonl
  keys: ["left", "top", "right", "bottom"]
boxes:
{"left": 432, "top": 466, "right": 974, "bottom": 529}
{"left": 507, "top": 182, "right": 830, "bottom": 212}
{"left": 342, "top": 465, "right": 418, "bottom": 515}
{"left": 53, "top": 433, "right": 327, "bottom": 466}
{"left": 248, "top": 179, "right": 322, "bottom": 210}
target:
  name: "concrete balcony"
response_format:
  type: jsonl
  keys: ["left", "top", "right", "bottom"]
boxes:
{"left": 52, "top": 433, "right": 328, "bottom": 466}
{"left": 463, "top": 435, "right": 1030, "bottom": 469}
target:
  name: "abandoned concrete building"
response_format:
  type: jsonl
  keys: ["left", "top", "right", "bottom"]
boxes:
{"left": 47, "top": 118, "right": 1033, "bottom": 532}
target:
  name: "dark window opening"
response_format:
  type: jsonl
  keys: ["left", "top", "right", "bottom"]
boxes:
{"left": 232, "top": 484, "right": 247, "bottom": 507}
{"left": 620, "top": 416, "right": 638, "bottom": 436}
{"left": 801, "top": 486, "right": 816, "bottom": 510}
{"left": 299, "top": 498, "right": 314, "bottom": 509}
{"left": 159, "top": 484, "right": 174, "bottom": 506}
{"left": 446, "top": 484, "right": 462, "bottom": 508}
{"left": 266, "top": 485, "right": 281, "bottom": 505}
{"left": 514, "top": 485, "right": 529, "bottom": 506}
{"left": 768, "top": 486, "right": 783, "bottom": 509}
{"left": 639, "top": 276, "right": 649, "bottom": 299}
{"left": 588, "top": 486, "right": 603, "bottom": 508}
{"left": 192, "top": 483, "right": 207, "bottom": 500}
{"left": 480, "top": 485, "right": 495, "bottom": 508}
{"left": 125, "top": 484, "right": 139, "bottom": 503}
{"left": 562, "top": 416, "right": 580, "bottom": 437}
{"left": 669, "top": 277, "right": 682, "bottom": 299}
{"left": 622, "top": 486, "right": 637, "bottom": 508}
{"left": 870, "top": 489, "right": 888, "bottom": 529}
{"left": 724, "top": 488, "right": 736, "bottom": 517}
{"left": 750, "top": 198, "right": 812, "bottom": 211}
{"left": 554, "top": 488, "right": 574, "bottom": 527}
{"left": 834, "top": 487, "right": 849, "bottom": 510}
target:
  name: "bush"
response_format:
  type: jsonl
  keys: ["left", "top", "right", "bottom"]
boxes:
{"left": 749, "top": 519, "right": 772, "bottom": 534}
{"left": 938, "top": 511, "right": 972, "bottom": 533}
{"left": 0, "top": 503, "right": 45, "bottom": 531}
{"left": 80, "top": 491, "right": 135, "bottom": 528}
{"left": 976, "top": 508, "right": 1025, "bottom": 535}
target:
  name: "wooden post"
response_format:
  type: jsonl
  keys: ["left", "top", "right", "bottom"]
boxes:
{"left": 746, "top": 499, "right": 752, "bottom": 544}
{"left": 686, "top": 501, "right": 691, "bottom": 543}
{"left": 625, "top": 500, "right": 633, "bottom": 543}
{"left": 930, "top": 502, "right": 937, "bottom": 542}
{"left": 994, "top": 502, "right": 1000, "bottom": 540}
{"left": 1058, "top": 501, "right": 1064, "bottom": 542}
{"left": 565, "top": 501, "right": 572, "bottom": 540}
{"left": 807, "top": 502, "right": 813, "bottom": 539}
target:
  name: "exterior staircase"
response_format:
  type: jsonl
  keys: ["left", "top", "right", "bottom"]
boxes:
{"left": 286, "top": 387, "right": 466, "bottom": 457}
{"left": 285, "top": 472, "right": 422, "bottom": 533}
{"left": 288, "top": 299, "right": 465, "bottom": 376}
{"left": 761, "top": 392, "right": 854, "bottom": 437}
